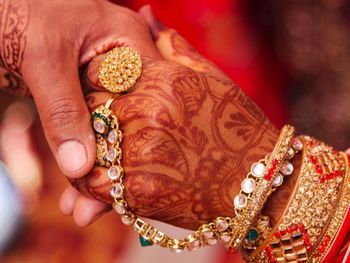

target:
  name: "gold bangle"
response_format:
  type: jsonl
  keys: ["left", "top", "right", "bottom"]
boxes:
{"left": 92, "top": 99, "right": 297, "bottom": 253}
{"left": 244, "top": 136, "right": 349, "bottom": 262}
{"left": 226, "top": 125, "right": 296, "bottom": 252}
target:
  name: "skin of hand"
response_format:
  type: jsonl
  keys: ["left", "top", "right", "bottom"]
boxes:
{"left": 0, "top": 0, "right": 162, "bottom": 180}
{"left": 60, "top": 7, "right": 300, "bottom": 230}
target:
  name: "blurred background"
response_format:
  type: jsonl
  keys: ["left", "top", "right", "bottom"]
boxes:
{"left": 1, "top": 0, "right": 350, "bottom": 262}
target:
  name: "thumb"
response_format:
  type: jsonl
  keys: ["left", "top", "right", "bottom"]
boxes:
{"left": 23, "top": 50, "right": 95, "bottom": 178}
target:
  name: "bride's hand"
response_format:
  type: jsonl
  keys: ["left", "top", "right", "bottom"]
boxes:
{"left": 60, "top": 7, "right": 286, "bottom": 230}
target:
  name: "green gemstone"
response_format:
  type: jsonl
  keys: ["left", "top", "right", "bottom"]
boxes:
{"left": 139, "top": 236, "right": 153, "bottom": 247}
{"left": 247, "top": 228, "right": 259, "bottom": 241}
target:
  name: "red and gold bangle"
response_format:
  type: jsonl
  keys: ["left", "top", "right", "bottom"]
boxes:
{"left": 312, "top": 153, "right": 350, "bottom": 262}
{"left": 243, "top": 136, "right": 349, "bottom": 262}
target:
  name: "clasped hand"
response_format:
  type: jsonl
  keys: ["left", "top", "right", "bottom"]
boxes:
{"left": 0, "top": 0, "right": 281, "bottom": 230}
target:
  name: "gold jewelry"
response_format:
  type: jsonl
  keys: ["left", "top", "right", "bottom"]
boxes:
{"left": 98, "top": 47, "right": 142, "bottom": 93}
{"left": 92, "top": 101, "right": 298, "bottom": 253}
{"left": 244, "top": 136, "right": 350, "bottom": 262}
{"left": 226, "top": 125, "right": 296, "bottom": 252}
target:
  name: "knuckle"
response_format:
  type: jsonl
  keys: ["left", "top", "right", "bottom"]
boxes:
{"left": 119, "top": 8, "right": 148, "bottom": 29}
{"left": 44, "top": 98, "right": 83, "bottom": 131}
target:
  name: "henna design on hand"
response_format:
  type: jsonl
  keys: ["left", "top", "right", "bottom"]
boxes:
{"left": 73, "top": 50, "right": 281, "bottom": 230}
{"left": 0, "top": 0, "right": 30, "bottom": 96}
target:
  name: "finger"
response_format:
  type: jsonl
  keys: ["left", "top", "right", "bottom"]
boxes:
{"left": 59, "top": 185, "right": 81, "bottom": 216}
{"left": 79, "top": 4, "right": 162, "bottom": 65}
{"left": 138, "top": 5, "right": 228, "bottom": 79}
{"left": 0, "top": 101, "right": 43, "bottom": 196}
{"left": 69, "top": 165, "right": 113, "bottom": 205}
{"left": 73, "top": 195, "right": 109, "bottom": 227}
{"left": 346, "top": 148, "right": 350, "bottom": 155}
{"left": 81, "top": 52, "right": 159, "bottom": 93}
{"left": 23, "top": 49, "right": 95, "bottom": 179}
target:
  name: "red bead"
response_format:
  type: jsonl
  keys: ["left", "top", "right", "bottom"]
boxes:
{"left": 274, "top": 231, "right": 281, "bottom": 238}
{"left": 265, "top": 246, "right": 272, "bottom": 253}
{"left": 298, "top": 224, "right": 305, "bottom": 231}
{"left": 273, "top": 159, "right": 279, "bottom": 166}
{"left": 315, "top": 165, "right": 323, "bottom": 174}
{"left": 324, "top": 235, "right": 331, "bottom": 242}
{"left": 228, "top": 247, "right": 234, "bottom": 254}
{"left": 309, "top": 155, "right": 317, "bottom": 164}
{"left": 320, "top": 244, "right": 327, "bottom": 253}
{"left": 307, "top": 245, "right": 313, "bottom": 252}
{"left": 336, "top": 170, "right": 343, "bottom": 177}
{"left": 303, "top": 234, "right": 311, "bottom": 247}
{"left": 289, "top": 225, "right": 297, "bottom": 233}
{"left": 320, "top": 177, "right": 325, "bottom": 183}
{"left": 304, "top": 235, "right": 310, "bottom": 242}
{"left": 265, "top": 168, "right": 274, "bottom": 180}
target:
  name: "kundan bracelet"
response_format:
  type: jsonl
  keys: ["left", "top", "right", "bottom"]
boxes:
{"left": 91, "top": 97, "right": 300, "bottom": 254}
{"left": 226, "top": 125, "right": 297, "bottom": 252}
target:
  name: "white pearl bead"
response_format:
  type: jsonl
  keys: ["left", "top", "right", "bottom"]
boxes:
{"left": 115, "top": 204, "right": 126, "bottom": 215}
{"left": 251, "top": 162, "right": 266, "bottom": 178}
{"left": 272, "top": 173, "right": 284, "bottom": 187}
{"left": 280, "top": 162, "right": 294, "bottom": 176}
{"left": 234, "top": 194, "right": 247, "bottom": 209}
{"left": 110, "top": 184, "right": 123, "bottom": 198}
{"left": 108, "top": 166, "right": 121, "bottom": 180}
{"left": 108, "top": 130, "right": 118, "bottom": 144}
{"left": 106, "top": 148, "right": 117, "bottom": 162}
{"left": 121, "top": 215, "right": 133, "bottom": 225}
{"left": 241, "top": 178, "right": 256, "bottom": 194}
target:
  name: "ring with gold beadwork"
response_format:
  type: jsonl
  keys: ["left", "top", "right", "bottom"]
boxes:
{"left": 98, "top": 47, "right": 142, "bottom": 94}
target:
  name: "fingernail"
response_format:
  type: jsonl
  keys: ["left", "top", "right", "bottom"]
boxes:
{"left": 58, "top": 140, "right": 88, "bottom": 173}
{"left": 138, "top": 5, "right": 167, "bottom": 39}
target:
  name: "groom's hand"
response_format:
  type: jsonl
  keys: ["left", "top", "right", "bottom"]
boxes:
{"left": 0, "top": 0, "right": 161, "bottom": 178}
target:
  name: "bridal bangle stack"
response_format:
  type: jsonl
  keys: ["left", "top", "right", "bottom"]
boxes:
{"left": 93, "top": 47, "right": 350, "bottom": 261}
{"left": 242, "top": 136, "right": 350, "bottom": 262}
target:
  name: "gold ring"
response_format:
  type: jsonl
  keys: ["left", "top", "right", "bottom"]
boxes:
{"left": 98, "top": 47, "right": 142, "bottom": 94}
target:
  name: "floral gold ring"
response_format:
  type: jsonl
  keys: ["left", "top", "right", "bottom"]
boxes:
{"left": 98, "top": 47, "right": 142, "bottom": 94}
